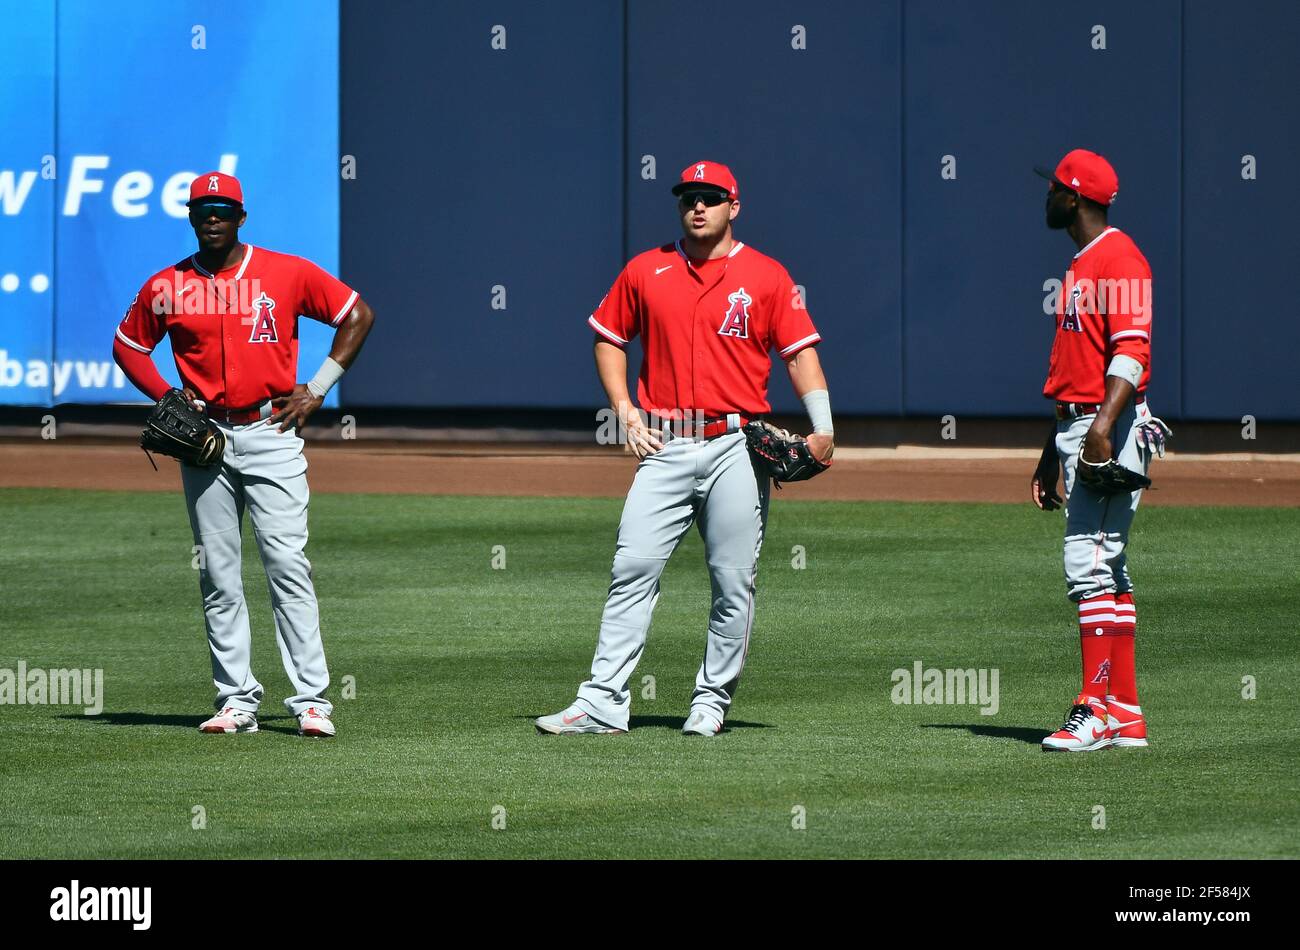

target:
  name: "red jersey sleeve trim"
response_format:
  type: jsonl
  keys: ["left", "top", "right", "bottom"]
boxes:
{"left": 331, "top": 290, "right": 358, "bottom": 326}
{"left": 1109, "top": 329, "right": 1150, "bottom": 342}
{"left": 588, "top": 314, "right": 628, "bottom": 346}
{"left": 778, "top": 332, "right": 821, "bottom": 358}
{"left": 115, "top": 326, "right": 153, "bottom": 354}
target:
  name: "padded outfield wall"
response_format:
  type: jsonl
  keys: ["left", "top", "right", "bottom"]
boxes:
{"left": 2, "top": 2, "right": 1295, "bottom": 422}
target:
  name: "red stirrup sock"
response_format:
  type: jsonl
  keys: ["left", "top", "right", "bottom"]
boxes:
{"left": 1078, "top": 595, "right": 1117, "bottom": 696}
{"left": 1109, "top": 592, "right": 1139, "bottom": 706}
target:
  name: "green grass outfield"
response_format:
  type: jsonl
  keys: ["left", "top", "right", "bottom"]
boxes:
{"left": 0, "top": 487, "right": 1296, "bottom": 859}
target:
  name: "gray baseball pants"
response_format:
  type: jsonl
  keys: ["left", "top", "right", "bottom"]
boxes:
{"left": 575, "top": 428, "right": 770, "bottom": 730}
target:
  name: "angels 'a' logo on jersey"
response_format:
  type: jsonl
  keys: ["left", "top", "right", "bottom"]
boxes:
{"left": 246, "top": 292, "right": 279, "bottom": 343}
{"left": 718, "top": 287, "right": 753, "bottom": 339}
{"left": 1061, "top": 284, "right": 1084, "bottom": 333}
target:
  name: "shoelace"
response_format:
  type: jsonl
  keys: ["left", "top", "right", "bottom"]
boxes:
{"left": 1061, "top": 704, "right": 1094, "bottom": 733}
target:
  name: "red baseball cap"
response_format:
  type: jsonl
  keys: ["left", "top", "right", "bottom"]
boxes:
{"left": 1035, "top": 149, "right": 1118, "bottom": 206}
{"left": 187, "top": 171, "right": 244, "bottom": 206}
{"left": 671, "top": 161, "right": 738, "bottom": 200}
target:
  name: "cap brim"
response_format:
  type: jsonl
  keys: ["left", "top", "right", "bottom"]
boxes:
{"left": 1033, "top": 166, "right": 1064, "bottom": 186}
{"left": 671, "top": 181, "right": 731, "bottom": 196}
{"left": 186, "top": 197, "right": 242, "bottom": 207}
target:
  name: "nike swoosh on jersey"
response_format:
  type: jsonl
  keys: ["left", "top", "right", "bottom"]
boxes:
{"left": 655, "top": 265, "right": 673, "bottom": 275}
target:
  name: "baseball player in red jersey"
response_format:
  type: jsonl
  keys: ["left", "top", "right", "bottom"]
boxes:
{"left": 536, "top": 160, "right": 834, "bottom": 736}
{"left": 111, "top": 172, "right": 375, "bottom": 737}
{"left": 1029, "top": 150, "right": 1171, "bottom": 752}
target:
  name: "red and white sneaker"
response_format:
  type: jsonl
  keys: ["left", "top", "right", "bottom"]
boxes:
{"left": 297, "top": 707, "right": 336, "bottom": 738}
{"left": 199, "top": 706, "right": 259, "bottom": 734}
{"left": 1104, "top": 696, "right": 1149, "bottom": 747}
{"left": 1042, "top": 694, "right": 1111, "bottom": 752}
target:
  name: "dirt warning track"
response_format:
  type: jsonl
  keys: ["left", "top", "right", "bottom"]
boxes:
{"left": 2, "top": 442, "right": 1298, "bottom": 507}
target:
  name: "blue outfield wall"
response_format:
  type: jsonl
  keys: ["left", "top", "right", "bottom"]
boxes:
{"left": 340, "top": 0, "right": 1298, "bottom": 421}
{"left": 2, "top": 2, "right": 1295, "bottom": 421}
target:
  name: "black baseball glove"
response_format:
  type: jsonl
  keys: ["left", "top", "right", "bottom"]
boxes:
{"left": 1076, "top": 455, "right": 1151, "bottom": 495}
{"left": 140, "top": 388, "right": 226, "bottom": 468}
{"left": 742, "top": 420, "right": 831, "bottom": 486}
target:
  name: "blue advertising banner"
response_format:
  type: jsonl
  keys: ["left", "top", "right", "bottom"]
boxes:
{"left": 0, "top": 1, "right": 55, "bottom": 402}
{"left": 0, "top": 0, "right": 340, "bottom": 406}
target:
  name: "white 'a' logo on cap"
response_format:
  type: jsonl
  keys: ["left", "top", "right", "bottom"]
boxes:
{"left": 1070, "top": 177, "right": 1080, "bottom": 187}
{"left": 208, "top": 176, "right": 220, "bottom": 192}
{"left": 694, "top": 164, "right": 706, "bottom": 180}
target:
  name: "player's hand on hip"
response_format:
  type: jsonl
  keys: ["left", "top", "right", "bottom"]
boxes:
{"left": 623, "top": 414, "right": 663, "bottom": 460}
{"left": 806, "top": 432, "right": 834, "bottom": 463}
{"left": 269, "top": 383, "right": 324, "bottom": 433}
{"left": 1081, "top": 424, "right": 1113, "bottom": 466}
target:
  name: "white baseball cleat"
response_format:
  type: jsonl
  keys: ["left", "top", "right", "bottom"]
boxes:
{"left": 682, "top": 709, "right": 723, "bottom": 736}
{"left": 297, "top": 707, "right": 336, "bottom": 737}
{"left": 1042, "top": 694, "right": 1111, "bottom": 752}
{"left": 199, "top": 706, "right": 259, "bottom": 734}
{"left": 535, "top": 705, "right": 625, "bottom": 735}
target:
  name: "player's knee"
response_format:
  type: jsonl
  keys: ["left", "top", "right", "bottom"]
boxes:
{"left": 609, "top": 554, "right": 662, "bottom": 588}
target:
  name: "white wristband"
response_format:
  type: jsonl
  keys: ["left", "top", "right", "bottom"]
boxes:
{"left": 306, "top": 357, "right": 345, "bottom": 398}
{"left": 1106, "top": 354, "right": 1144, "bottom": 388}
{"left": 801, "top": 389, "right": 834, "bottom": 434}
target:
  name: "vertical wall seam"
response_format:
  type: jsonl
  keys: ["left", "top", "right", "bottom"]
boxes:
{"left": 621, "top": 0, "right": 629, "bottom": 267}
{"left": 1178, "top": 0, "right": 1186, "bottom": 419}
{"left": 898, "top": 1, "right": 906, "bottom": 417}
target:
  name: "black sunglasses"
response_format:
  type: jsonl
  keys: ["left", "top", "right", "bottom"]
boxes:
{"left": 677, "top": 190, "right": 731, "bottom": 208}
{"left": 189, "top": 202, "right": 242, "bottom": 222}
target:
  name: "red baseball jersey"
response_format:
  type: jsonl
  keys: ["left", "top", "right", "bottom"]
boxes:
{"left": 115, "top": 245, "right": 357, "bottom": 408}
{"left": 1043, "top": 227, "right": 1152, "bottom": 403}
{"left": 587, "top": 241, "right": 821, "bottom": 418}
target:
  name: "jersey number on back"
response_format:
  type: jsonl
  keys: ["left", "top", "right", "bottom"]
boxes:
{"left": 718, "top": 287, "right": 753, "bottom": 340}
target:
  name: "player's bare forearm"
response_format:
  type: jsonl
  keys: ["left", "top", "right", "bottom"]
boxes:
{"left": 784, "top": 346, "right": 834, "bottom": 460}
{"left": 1083, "top": 374, "right": 1136, "bottom": 462}
{"left": 784, "top": 346, "right": 828, "bottom": 398}
{"left": 271, "top": 298, "right": 375, "bottom": 431}
{"left": 326, "top": 297, "right": 375, "bottom": 369}
{"left": 594, "top": 339, "right": 635, "bottom": 418}
{"left": 594, "top": 338, "right": 661, "bottom": 458}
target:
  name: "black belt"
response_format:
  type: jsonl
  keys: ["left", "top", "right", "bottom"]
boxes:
{"left": 1055, "top": 394, "right": 1146, "bottom": 421}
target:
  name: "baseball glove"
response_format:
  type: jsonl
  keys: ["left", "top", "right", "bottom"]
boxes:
{"left": 1076, "top": 455, "right": 1151, "bottom": 496}
{"left": 742, "top": 420, "right": 830, "bottom": 486}
{"left": 139, "top": 388, "right": 225, "bottom": 469}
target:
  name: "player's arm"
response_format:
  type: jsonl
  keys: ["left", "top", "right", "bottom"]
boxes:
{"left": 1082, "top": 256, "right": 1151, "bottom": 461}
{"left": 112, "top": 284, "right": 173, "bottom": 402}
{"left": 1031, "top": 423, "right": 1062, "bottom": 511}
{"left": 1082, "top": 373, "right": 1136, "bottom": 464}
{"left": 594, "top": 339, "right": 661, "bottom": 460}
{"left": 271, "top": 296, "right": 375, "bottom": 432}
{"left": 784, "top": 345, "right": 834, "bottom": 462}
